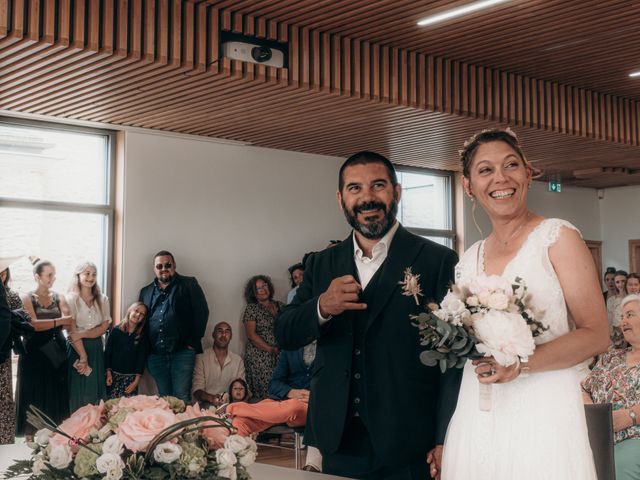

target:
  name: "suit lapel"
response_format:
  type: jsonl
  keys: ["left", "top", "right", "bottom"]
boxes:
{"left": 364, "top": 225, "right": 423, "bottom": 331}
{"left": 332, "top": 233, "right": 358, "bottom": 281}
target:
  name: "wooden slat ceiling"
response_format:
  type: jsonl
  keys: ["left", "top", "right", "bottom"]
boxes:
{"left": 1, "top": 0, "right": 639, "bottom": 188}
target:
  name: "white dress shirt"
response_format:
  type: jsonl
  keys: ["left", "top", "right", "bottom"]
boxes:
{"left": 318, "top": 221, "right": 400, "bottom": 324}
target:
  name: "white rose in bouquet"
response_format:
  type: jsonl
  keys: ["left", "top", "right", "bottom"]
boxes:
{"left": 102, "top": 434, "right": 124, "bottom": 455}
{"left": 96, "top": 453, "right": 125, "bottom": 474}
{"left": 466, "top": 295, "right": 479, "bottom": 307}
{"left": 218, "top": 466, "right": 238, "bottom": 480}
{"left": 238, "top": 449, "right": 257, "bottom": 467}
{"left": 487, "top": 291, "right": 510, "bottom": 311}
{"left": 224, "top": 435, "right": 252, "bottom": 454}
{"left": 48, "top": 443, "right": 73, "bottom": 469}
{"left": 153, "top": 442, "right": 183, "bottom": 464}
{"left": 105, "top": 466, "right": 124, "bottom": 480}
{"left": 34, "top": 428, "right": 53, "bottom": 447}
{"left": 473, "top": 309, "right": 535, "bottom": 366}
{"left": 216, "top": 448, "right": 238, "bottom": 468}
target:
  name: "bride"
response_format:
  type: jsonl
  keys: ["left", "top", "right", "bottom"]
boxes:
{"left": 437, "top": 128, "right": 608, "bottom": 479}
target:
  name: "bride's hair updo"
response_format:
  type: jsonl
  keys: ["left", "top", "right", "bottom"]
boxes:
{"left": 459, "top": 127, "right": 541, "bottom": 178}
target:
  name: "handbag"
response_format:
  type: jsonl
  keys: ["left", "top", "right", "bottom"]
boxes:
{"left": 39, "top": 334, "right": 67, "bottom": 370}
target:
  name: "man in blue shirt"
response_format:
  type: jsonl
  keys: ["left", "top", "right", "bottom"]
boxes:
{"left": 139, "top": 250, "right": 209, "bottom": 402}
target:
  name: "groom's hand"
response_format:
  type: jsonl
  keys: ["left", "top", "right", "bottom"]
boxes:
{"left": 319, "top": 275, "right": 367, "bottom": 317}
{"left": 427, "top": 445, "right": 443, "bottom": 479}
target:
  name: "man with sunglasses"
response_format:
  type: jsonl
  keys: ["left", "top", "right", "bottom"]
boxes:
{"left": 139, "top": 250, "right": 209, "bottom": 402}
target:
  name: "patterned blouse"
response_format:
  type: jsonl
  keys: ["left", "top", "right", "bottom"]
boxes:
{"left": 582, "top": 348, "right": 640, "bottom": 444}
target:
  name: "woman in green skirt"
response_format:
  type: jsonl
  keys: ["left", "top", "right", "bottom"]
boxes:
{"left": 66, "top": 261, "right": 111, "bottom": 412}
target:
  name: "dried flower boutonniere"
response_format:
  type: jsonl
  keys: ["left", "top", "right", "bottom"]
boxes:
{"left": 399, "top": 267, "right": 423, "bottom": 305}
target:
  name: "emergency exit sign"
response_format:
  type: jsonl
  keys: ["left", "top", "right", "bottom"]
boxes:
{"left": 548, "top": 180, "right": 562, "bottom": 193}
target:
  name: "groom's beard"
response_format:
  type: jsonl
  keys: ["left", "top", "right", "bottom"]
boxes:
{"left": 341, "top": 197, "right": 398, "bottom": 240}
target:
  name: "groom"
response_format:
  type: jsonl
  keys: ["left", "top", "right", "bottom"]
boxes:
{"left": 275, "top": 152, "right": 461, "bottom": 479}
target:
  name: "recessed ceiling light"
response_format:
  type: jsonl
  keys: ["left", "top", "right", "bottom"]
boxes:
{"left": 630, "top": 71, "right": 640, "bottom": 78}
{"left": 417, "top": 0, "right": 510, "bottom": 27}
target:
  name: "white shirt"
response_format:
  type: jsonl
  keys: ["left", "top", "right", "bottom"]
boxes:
{"left": 191, "top": 349, "right": 245, "bottom": 395}
{"left": 318, "top": 221, "right": 400, "bottom": 323}
{"left": 66, "top": 293, "right": 111, "bottom": 331}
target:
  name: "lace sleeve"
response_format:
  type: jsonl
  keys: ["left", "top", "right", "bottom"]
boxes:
{"left": 542, "top": 218, "right": 582, "bottom": 248}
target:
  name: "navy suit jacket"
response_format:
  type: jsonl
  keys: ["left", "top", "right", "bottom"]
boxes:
{"left": 268, "top": 347, "right": 314, "bottom": 400}
{"left": 275, "top": 225, "right": 461, "bottom": 465}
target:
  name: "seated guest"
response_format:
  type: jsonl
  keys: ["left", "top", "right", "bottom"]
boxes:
{"left": 286, "top": 263, "right": 304, "bottom": 304}
{"left": 192, "top": 322, "right": 245, "bottom": 407}
{"left": 608, "top": 270, "right": 628, "bottom": 348}
{"left": 226, "top": 341, "right": 322, "bottom": 471}
{"left": 105, "top": 302, "right": 148, "bottom": 398}
{"left": 228, "top": 377, "right": 251, "bottom": 403}
{"left": 603, "top": 267, "right": 617, "bottom": 302}
{"left": 583, "top": 294, "right": 640, "bottom": 480}
{"left": 627, "top": 273, "right": 640, "bottom": 295}
{"left": 242, "top": 275, "right": 282, "bottom": 400}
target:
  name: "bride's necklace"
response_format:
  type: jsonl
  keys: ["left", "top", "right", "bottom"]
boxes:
{"left": 492, "top": 212, "right": 531, "bottom": 246}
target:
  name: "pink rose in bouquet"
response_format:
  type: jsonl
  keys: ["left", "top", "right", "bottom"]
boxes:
{"left": 50, "top": 401, "right": 105, "bottom": 447}
{"left": 116, "top": 407, "right": 177, "bottom": 452}
{"left": 179, "top": 403, "right": 230, "bottom": 449}
{"left": 115, "top": 394, "right": 170, "bottom": 412}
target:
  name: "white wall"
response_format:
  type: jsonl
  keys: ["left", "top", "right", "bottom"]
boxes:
{"left": 120, "top": 131, "right": 348, "bottom": 354}
{"left": 462, "top": 181, "right": 602, "bottom": 249}
{"left": 599, "top": 185, "right": 640, "bottom": 271}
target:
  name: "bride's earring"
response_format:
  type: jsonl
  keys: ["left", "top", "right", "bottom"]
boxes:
{"left": 467, "top": 192, "right": 484, "bottom": 239}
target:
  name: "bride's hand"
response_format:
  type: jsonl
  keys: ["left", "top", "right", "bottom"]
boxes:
{"left": 426, "top": 445, "right": 443, "bottom": 479}
{"left": 472, "top": 357, "right": 520, "bottom": 384}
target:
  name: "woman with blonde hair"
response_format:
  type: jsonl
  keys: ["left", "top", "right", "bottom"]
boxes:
{"left": 66, "top": 261, "right": 111, "bottom": 411}
{"left": 104, "top": 302, "right": 148, "bottom": 398}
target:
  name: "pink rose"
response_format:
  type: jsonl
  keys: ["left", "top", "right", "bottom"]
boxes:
{"left": 180, "top": 403, "right": 229, "bottom": 449}
{"left": 115, "top": 395, "right": 170, "bottom": 412}
{"left": 116, "top": 408, "right": 177, "bottom": 452}
{"left": 50, "top": 401, "right": 105, "bottom": 447}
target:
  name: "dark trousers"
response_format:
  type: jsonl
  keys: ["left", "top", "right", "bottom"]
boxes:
{"left": 322, "top": 417, "right": 431, "bottom": 480}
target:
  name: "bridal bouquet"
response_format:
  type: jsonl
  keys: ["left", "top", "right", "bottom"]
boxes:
{"left": 4, "top": 395, "right": 256, "bottom": 480}
{"left": 413, "top": 274, "right": 546, "bottom": 408}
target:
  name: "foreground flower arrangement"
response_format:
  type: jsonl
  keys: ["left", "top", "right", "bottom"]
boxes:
{"left": 414, "top": 275, "right": 547, "bottom": 372}
{"left": 3, "top": 395, "right": 256, "bottom": 480}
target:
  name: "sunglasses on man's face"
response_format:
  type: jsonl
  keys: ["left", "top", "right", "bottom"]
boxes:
{"left": 155, "top": 262, "right": 173, "bottom": 270}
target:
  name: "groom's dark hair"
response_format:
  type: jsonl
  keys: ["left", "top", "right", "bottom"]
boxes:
{"left": 339, "top": 151, "right": 398, "bottom": 191}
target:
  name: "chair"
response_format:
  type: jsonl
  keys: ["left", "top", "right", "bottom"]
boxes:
{"left": 584, "top": 403, "right": 615, "bottom": 480}
{"left": 256, "top": 424, "right": 305, "bottom": 469}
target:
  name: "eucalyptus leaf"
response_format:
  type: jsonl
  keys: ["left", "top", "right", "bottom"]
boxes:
{"left": 420, "top": 349, "right": 442, "bottom": 366}
{"left": 439, "top": 358, "right": 448, "bottom": 373}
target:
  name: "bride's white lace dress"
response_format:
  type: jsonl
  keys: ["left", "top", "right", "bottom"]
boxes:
{"left": 441, "top": 218, "right": 597, "bottom": 480}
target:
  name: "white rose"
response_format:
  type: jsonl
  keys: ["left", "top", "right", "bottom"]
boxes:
{"left": 96, "top": 453, "right": 125, "bottom": 474}
{"left": 218, "top": 466, "right": 238, "bottom": 480}
{"left": 466, "top": 295, "right": 479, "bottom": 307}
{"left": 487, "top": 292, "right": 509, "bottom": 310}
{"left": 224, "top": 435, "right": 251, "bottom": 454}
{"left": 216, "top": 448, "right": 238, "bottom": 468}
{"left": 477, "top": 291, "right": 491, "bottom": 306}
{"left": 474, "top": 310, "right": 535, "bottom": 366}
{"left": 102, "top": 435, "right": 124, "bottom": 455}
{"left": 34, "top": 428, "right": 53, "bottom": 447}
{"left": 48, "top": 443, "right": 73, "bottom": 469}
{"left": 238, "top": 449, "right": 257, "bottom": 467}
{"left": 32, "top": 455, "right": 46, "bottom": 475}
{"left": 153, "top": 442, "right": 183, "bottom": 464}
{"left": 105, "top": 466, "right": 124, "bottom": 480}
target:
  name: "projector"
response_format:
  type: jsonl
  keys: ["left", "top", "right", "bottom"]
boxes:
{"left": 222, "top": 41, "right": 285, "bottom": 68}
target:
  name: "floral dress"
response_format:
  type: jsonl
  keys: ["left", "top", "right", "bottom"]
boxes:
{"left": 0, "top": 288, "right": 21, "bottom": 444}
{"left": 582, "top": 348, "right": 640, "bottom": 444}
{"left": 243, "top": 301, "right": 283, "bottom": 399}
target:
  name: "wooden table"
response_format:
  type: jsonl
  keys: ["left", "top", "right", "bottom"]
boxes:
{"left": 0, "top": 443, "right": 348, "bottom": 480}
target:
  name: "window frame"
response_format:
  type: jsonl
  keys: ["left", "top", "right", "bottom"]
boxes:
{"left": 0, "top": 116, "right": 117, "bottom": 296}
{"left": 395, "top": 165, "right": 456, "bottom": 247}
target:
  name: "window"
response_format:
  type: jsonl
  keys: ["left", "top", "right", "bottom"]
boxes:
{"left": 396, "top": 167, "right": 455, "bottom": 248}
{"left": 0, "top": 119, "right": 115, "bottom": 296}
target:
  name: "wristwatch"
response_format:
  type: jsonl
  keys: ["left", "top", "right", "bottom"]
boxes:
{"left": 629, "top": 409, "right": 637, "bottom": 426}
